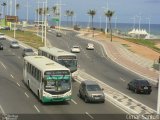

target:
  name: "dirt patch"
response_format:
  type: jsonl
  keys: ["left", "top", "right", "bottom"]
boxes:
{"left": 79, "top": 30, "right": 160, "bottom": 61}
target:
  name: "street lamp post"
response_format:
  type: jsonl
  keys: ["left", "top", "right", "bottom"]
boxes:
{"left": 14, "top": 0, "right": 16, "bottom": 38}
{"left": 157, "top": 57, "right": 160, "bottom": 114}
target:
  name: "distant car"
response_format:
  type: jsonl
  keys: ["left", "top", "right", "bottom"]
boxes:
{"left": 22, "top": 48, "right": 35, "bottom": 57}
{"left": 128, "top": 79, "right": 152, "bottom": 94}
{"left": 79, "top": 80, "right": 105, "bottom": 103}
{"left": 0, "top": 42, "right": 3, "bottom": 50}
{"left": 10, "top": 41, "right": 20, "bottom": 48}
{"left": 71, "top": 46, "right": 80, "bottom": 53}
{"left": 86, "top": 43, "right": 94, "bottom": 50}
{"left": 0, "top": 33, "right": 6, "bottom": 40}
{"left": 56, "top": 32, "right": 62, "bottom": 37}
{"left": 50, "top": 25, "right": 55, "bottom": 29}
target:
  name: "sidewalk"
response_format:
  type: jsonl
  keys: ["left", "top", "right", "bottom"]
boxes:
{"left": 77, "top": 32, "right": 159, "bottom": 84}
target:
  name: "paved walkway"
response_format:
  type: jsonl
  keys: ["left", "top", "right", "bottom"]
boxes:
{"left": 77, "top": 33, "right": 159, "bottom": 84}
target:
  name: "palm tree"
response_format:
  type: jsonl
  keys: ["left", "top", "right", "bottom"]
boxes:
{"left": 1, "top": 2, "right": 7, "bottom": 18}
{"left": 87, "top": 9, "right": 96, "bottom": 37}
{"left": 52, "top": 6, "right": 57, "bottom": 15}
{"left": 16, "top": 3, "right": 20, "bottom": 17}
{"left": 105, "top": 10, "right": 114, "bottom": 42}
{"left": 69, "top": 10, "right": 74, "bottom": 27}
{"left": 65, "top": 10, "right": 70, "bottom": 26}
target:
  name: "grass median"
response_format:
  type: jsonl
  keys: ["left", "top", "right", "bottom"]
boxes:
{"left": 0, "top": 30, "right": 44, "bottom": 49}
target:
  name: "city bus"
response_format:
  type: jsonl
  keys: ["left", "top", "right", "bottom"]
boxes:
{"left": 38, "top": 47, "right": 78, "bottom": 76}
{"left": 23, "top": 56, "right": 72, "bottom": 103}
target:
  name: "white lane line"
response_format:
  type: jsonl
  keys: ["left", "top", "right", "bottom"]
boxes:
{"left": 10, "top": 74, "right": 14, "bottom": 79}
{"left": 0, "top": 62, "right": 6, "bottom": 69}
{"left": 34, "top": 105, "right": 40, "bottom": 113}
{"left": 71, "top": 99, "right": 77, "bottom": 105}
{"left": 0, "top": 105, "right": 5, "bottom": 114}
{"left": 17, "top": 83, "right": 20, "bottom": 87}
{"left": 85, "top": 112, "right": 94, "bottom": 119}
{"left": 100, "top": 45, "right": 105, "bottom": 57}
{"left": 25, "top": 92, "right": 29, "bottom": 98}
{"left": 120, "top": 77, "right": 126, "bottom": 82}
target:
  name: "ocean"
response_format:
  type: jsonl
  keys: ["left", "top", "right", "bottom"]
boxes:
{"left": 29, "top": 19, "right": 160, "bottom": 37}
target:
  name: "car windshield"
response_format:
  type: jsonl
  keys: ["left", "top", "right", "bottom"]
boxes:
{"left": 139, "top": 80, "right": 150, "bottom": 86}
{"left": 25, "top": 49, "right": 33, "bottom": 52}
{"left": 12, "top": 41, "right": 18, "bottom": 44}
{"left": 87, "top": 85, "right": 101, "bottom": 91}
{"left": 73, "top": 46, "right": 79, "bottom": 48}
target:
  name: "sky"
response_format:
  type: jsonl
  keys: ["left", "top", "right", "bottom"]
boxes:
{"left": 0, "top": 0, "right": 160, "bottom": 24}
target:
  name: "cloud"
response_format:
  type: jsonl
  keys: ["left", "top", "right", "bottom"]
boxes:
{"left": 144, "top": 0, "right": 160, "bottom": 3}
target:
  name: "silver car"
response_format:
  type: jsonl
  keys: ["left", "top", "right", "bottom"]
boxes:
{"left": 22, "top": 48, "right": 35, "bottom": 57}
{"left": 79, "top": 80, "right": 105, "bottom": 103}
{"left": 10, "top": 41, "right": 20, "bottom": 48}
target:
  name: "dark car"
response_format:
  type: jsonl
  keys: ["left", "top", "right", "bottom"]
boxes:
{"left": 128, "top": 79, "right": 152, "bottom": 94}
{"left": 0, "top": 42, "right": 3, "bottom": 50}
{"left": 79, "top": 80, "right": 105, "bottom": 103}
{"left": 22, "top": 48, "right": 35, "bottom": 57}
{"left": 56, "top": 32, "right": 62, "bottom": 37}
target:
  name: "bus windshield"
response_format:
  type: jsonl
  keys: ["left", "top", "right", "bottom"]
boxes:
{"left": 44, "top": 79, "right": 71, "bottom": 92}
{"left": 58, "top": 59, "right": 77, "bottom": 68}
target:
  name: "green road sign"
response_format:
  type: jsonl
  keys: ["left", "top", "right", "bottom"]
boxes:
{"left": 52, "top": 18, "right": 59, "bottom": 22}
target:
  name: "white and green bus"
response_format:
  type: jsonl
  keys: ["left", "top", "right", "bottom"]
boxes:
{"left": 23, "top": 56, "right": 72, "bottom": 103}
{"left": 38, "top": 47, "right": 78, "bottom": 75}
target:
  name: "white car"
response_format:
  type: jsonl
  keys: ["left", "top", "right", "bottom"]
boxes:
{"left": 0, "top": 33, "right": 6, "bottom": 40}
{"left": 86, "top": 43, "right": 94, "bottom": 50}
{"left": 71, "top": 46, "right": 80, "bottom": 53}
{"left": 10, "top": 41, "right": 20, "bottom": 48}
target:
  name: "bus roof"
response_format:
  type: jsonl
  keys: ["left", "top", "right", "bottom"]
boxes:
{"left": 39, "top": 47, "right": 76, "bottom": 57}
{"left": 24, "top": 56, "right": 70, "bottom": 72}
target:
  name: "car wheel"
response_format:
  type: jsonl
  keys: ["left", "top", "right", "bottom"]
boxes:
{"left": 134, "top": 89, "right": 138, "bottom": 94}
{"left": 79, "top": 91, "right": 82, "bottom": 98}
{"left": 147, "top": 92, "right": 151, "bottom": 95}
{"left": 84, "top": 96, "right": 88, "bottom": 103}
{"left": 128, "top": 85, "right": 130, "bottom": 90}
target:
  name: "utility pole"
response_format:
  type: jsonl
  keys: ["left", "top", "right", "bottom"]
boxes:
{"left": 146, "top": 17, "right": 151, "bottom": 38}
{"left": 10, "top": 0, "right": 12, "bottom": 15}
{"left": 14, "top": 0, "right": 16, "bottom": 38}
{"left": 26, "top": 0, "right": 29, "bottom": 22}
{"left": 44, "top": 0, "right": 48, "bottom": 47}
{"left": 157, "top": 56, "right": 160, "bottom": 114}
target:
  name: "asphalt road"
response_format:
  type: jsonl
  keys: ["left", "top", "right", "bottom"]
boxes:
{"left": 0, "top": 39, "right": 124, "bottom": 120}
{"left": 46, "top": 30, "right": 158, "bottom": 110}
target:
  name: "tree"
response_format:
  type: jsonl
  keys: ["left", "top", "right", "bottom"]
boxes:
{"left": 16, "top": 3, "right": 20, "bottom": 17}
{"left": 65, "top": 10, "right": 70, "bottom": 26}
{"left": 105, "top": 10, "right": 114, "bottom": 42}
{"left": 1, "top": 2, "right": 7, "bottom": 18}
{"left": 69, "top": 10, "right": 74, "bottom": 27}
{"left": 87, "top": 9, "right": 96, "bottom": 37}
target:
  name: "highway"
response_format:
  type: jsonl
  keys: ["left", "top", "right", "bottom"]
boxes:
{"left": 0, "top": 39, "right": 124, "bottom": 119}
{"left": 46, "top": 30, "right": 158, "bottom": 110}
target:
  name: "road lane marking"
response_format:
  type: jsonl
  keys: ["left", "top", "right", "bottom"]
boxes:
{"left": 100, "top": 45, "right": 105, "bottom": 57}
{"left": 10, "top": 74, "right": 14, "bottom": 79}
{"left": 85, "top": 112, "right": 94, "bottom": 119}
{"left": 0, "top": 105, "right": 5, "bottom": 114}
{"left": 0, "top": 62, "right": 6, "bottom": 69}
{"left": 120, "top": 77, "right": 126, "bottom": 82}
{"left": 34, "top": 105, "right": 40, "bottom": 113}
{"left": 71, "top": 99, "right": 77, "bottom": 105}
{"left": 25, "top": 92, "right": 29, "bottom": 98}
{"left": 17, "top": 83, "right": 20, "bottom": 87}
